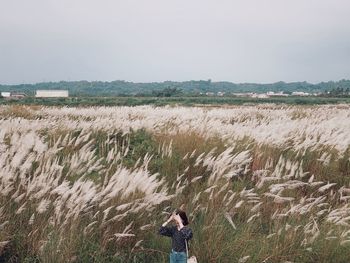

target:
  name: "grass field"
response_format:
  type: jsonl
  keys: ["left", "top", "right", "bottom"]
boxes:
{"left": 0, "top": 104, "right": 350, "bottom": 262}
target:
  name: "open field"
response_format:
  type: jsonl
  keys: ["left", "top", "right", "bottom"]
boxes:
{"left": 0, "top": 104, "right": 350, "bottom": 262}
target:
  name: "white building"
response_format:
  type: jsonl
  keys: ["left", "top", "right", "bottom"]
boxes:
{"left": 35, "top": 90, "right": 69, "bottom": 98}
{"left": 251, "top": 93, "right": 269, "bottom": 99}
{"left": 292, "top": 91, "right": 310, "bottom": 96}
{"left": 266, "top": 91, "right": 289, "bottom": 97}
{"left": 1, "top": 92, "right": 11, "bottom": 97}
{"left": 232, "top": 92, "right": 254, "bottom": 97}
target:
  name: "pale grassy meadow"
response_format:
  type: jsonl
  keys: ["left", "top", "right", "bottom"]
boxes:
{"left": 0, "top": 104, "right": 350, "bottom": 262}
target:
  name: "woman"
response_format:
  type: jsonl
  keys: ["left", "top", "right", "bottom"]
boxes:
{"left": 159, "top": 209, "right": 193, "bottom": 263}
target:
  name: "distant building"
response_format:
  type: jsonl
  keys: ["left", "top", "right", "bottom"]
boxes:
{"left": 11, "top": 92, "right": 26, "bottom": 99}
{"left": 1, "top": 92, "right": 26, "bottom": 99}
{"left": 205, "top": 92, "right": 215, "bottom": 96}
{"left": 251, "top": 93, "right": 269, "bottom": 99}
{"left": 217, "top": 91, "right": 225, "bottom": 96}
{"left": 232, "top": 92, "right": 254, "bottom": 97}
{"left": 292, "top": 91, "right": 310, "bottom": 96}
{"left": 267, "top": 91, "right": 289, "bottom": 97}
{"left": 1, "top": 92, "right": 11, "bottom": 98}
{"left": 35, "top": 90, "right": 69, "bottom": 98}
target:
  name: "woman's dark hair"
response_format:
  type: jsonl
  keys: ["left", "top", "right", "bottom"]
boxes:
{"left": 176, "top": 209, "right": 189, "bottom": 226}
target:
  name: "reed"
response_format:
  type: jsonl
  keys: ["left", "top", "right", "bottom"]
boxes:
{"left": 0, "top": 104, "right": 349, "bottom": 262}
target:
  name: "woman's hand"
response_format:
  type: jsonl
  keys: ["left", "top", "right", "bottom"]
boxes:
{"left": 174, "top": 214, "right": 184, "bottom": 229}
{"left": 162, "top": 212, "right": 175, "bottom": 227}
{"left": 168, "top": 213, "right": 175, "bottom": 222}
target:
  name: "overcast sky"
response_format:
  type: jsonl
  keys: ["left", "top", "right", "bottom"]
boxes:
{"left": 0, "top": 0, "right": 349, "bottom": 84}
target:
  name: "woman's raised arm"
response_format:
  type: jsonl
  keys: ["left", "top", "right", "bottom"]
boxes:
{"left": 159, "top": 214, "right": 175, "bottom": 237}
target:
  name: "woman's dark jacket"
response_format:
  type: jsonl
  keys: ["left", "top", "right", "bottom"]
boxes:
{"left": 159, "top": 225, "right": 193, "bottom": 252}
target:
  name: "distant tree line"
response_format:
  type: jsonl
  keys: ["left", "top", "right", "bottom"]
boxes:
{"left": 322, "top": 87, "right": 350, "bottom": 97}
{"left": 1, "top": 79, "right": 350, "bottom": 97}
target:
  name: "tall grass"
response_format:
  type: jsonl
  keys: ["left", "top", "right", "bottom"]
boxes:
{"left": 0, "top": 105, "right": 350, "bottom": 262}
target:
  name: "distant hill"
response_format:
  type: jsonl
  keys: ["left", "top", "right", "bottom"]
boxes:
{"left": 1, "top": 79, "right": 350, "bottom": 96}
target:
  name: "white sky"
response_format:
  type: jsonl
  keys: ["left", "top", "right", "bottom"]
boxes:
{"left": 0, "top": 0, "right": 349, "bottom": 84}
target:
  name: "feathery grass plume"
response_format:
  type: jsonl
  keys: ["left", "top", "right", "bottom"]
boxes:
{"left": 238, "top": 256, "right": 250, "bottom": 263}
{"left": 224, "top": 212, "right": 236, "bottom": 230}
{"left": 37, "top": 199, "right": 51, "bottom": 214}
